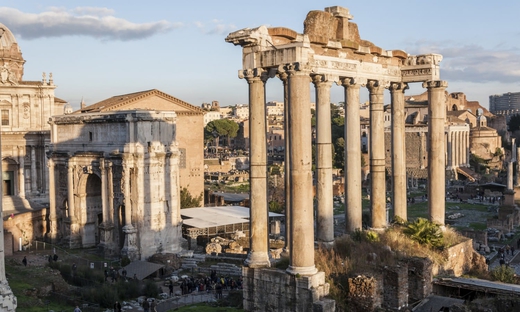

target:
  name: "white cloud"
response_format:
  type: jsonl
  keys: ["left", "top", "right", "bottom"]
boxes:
{"left": 406, "top": 40, "right": 520, "bottom": 84}
{"left": 0, "top": 7, "right": 180, "bottom": 41}
{"left": 194, "top": 19, "right": 237, "bottom": 35}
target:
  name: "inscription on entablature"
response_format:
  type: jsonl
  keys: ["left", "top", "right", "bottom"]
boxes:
{"left": 360, "top": 62, "right": 382, "bottom": 74}
{"left": 402, "top": 68, "right": 432, "bottom": 77}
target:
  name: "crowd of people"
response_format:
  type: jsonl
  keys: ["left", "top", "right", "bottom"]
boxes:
{"left": 178, "top": 270, "right": 243, "bottom": 298}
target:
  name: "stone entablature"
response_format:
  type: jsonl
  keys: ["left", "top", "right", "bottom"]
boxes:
{"left": 48, "top": 110, "right": 183, "bottom": 260}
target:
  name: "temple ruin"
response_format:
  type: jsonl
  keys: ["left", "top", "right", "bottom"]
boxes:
{"left": 226, "top": 6, "right": 447, "bottom": 311}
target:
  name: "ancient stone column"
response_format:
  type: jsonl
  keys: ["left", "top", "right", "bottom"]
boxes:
{"left": 47, "top": 158, "right": 58, "bottom": 240}
{"left": 240, "top": 68, "right": 270, "bottom": 268}
{"left": 100, "top": 159, "right": 109, "bottom": 222}
{"left": 67, "top": 161, "right": 75, "bottom": 221}
{"left": 0, "top": 178, "right": 17, "bottom": 310}
{"left": 30, "top": 145, "right": 37, "bottom": 194}
{"left": 107, "top": 162, "right": 114, "bottom": 224}
{"left": 278, "top": 71, "right": 291, "bottom": 253}
{"left": 424, "top": 80, "right": 448, "bottom": 225}
{"left": 340, "top": 77, "right": 363, "bottom": 232}
{"left": 312, "top": 74, "right": 334, "bottom": 245}
{"left": 285, "top": 62, "right": 317, "bottom": 276}
{"left": 367, "top": 80, "right": 387, "bottom": 229}
{"left": 122, "top": 158, "right": 138, "bottom": 260}
{"left": 390, "top": 82, "right": 408, "bottom": 222}
{"left": 508, "top": 161, "right": 514, "bottom": 191}
{"left": 517, "top": 147, "right": 520, "bottom": 186}
{"left": 17, "top": 146, "right": 25, "bottom": 198}
{"left": 447, "top": 132, "right": 453, "bottom": 170}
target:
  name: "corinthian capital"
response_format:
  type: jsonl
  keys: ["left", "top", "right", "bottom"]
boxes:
{"left": 388, "top": 82, "right": 409, "bottom": 92}
{"left": 366, "top": 79, "right": 389, "bottom": 92}
{"left": 422, "top": 80, "right": 448, "bottom": 89}
{"left": 339, "top": 77, "right": 367, "bottom": 87}
{"left": 239, "top": 68, "right": 269, "bottom": 83}
{"left": 281, "top": 62, "right": 312, "bottom": 75}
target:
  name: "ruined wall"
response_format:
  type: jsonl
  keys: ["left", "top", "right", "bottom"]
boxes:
{"left": 434, "top": 239, "right": 486, "bottom": 276}
{"left": 347, "top": 274, "right": 382, "bottom": 312}
{"left": 382, "top": 264, "right": 408, "bottom": 310}
{"left": 407, "top": 257, "right": 433, "bottom": 302}
{"left": 242, "top": 267, "right": 334, "bottom": 312}
{"left": 4, "top": 209, "right": 47, "bottom": 251}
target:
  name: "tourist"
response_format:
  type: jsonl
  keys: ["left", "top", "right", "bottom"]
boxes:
{"left": 22, "top": 256, "right": 27, "bottom": 267}
{"left": 169, "top": 281, "right": 174, "bottom": 297}
{"left": 113, "top": 301, "right": 122, "bottom": 312}
{"left": 74, "top": 306, "right": 82, "bottom": 312}
{"left": 104, "top": 269, "right": 108, "bottom": 282}
{"left": 142, "top": 297, "right": 150, "bottom": 312}
{"left": 150, "top": 299, "right": 157, "bottom": 312}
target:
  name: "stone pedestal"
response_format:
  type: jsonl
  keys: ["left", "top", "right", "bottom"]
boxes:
{"left": 242, "top": 267, "right": 335, "bottom": 312}
{"left": 121, "top": 225, "right": 139, "bottom": 260}
{"left": 64, "top": 218, "right": 82, "bottom": 249}
{"left": 98, "top": 222, "right": 117, "bottom": 258}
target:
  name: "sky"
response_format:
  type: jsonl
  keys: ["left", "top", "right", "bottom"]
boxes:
{"left": 1, "top": 1, "right": 520, "bottom": 111}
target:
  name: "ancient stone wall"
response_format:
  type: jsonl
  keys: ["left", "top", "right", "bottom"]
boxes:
{"left": 242, "top": 267, "right": 334, "bottom": 312}
{"left": 434, "top": 239, "right": 486, "bottom": 276}
{"left": 347, "top": 274, "right": 382, "bottom": 311}
{"left": 382, "top": 264, "right": 408, "bottom": 310}
{"left": 407, "top": 257, "right": 433, "bottom": 303}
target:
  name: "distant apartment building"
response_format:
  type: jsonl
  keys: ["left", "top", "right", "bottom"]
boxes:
{"left": 266, "top": 101, "right": 284, "bottom": 116}
{"left": 234, "top": 104, "right": 249, "bottom": 120}
{"left": 203, "top": 110, "right": 221, "bottom": 126}
{"left": 489, "top": 92, "right": 520, "bottom": 121}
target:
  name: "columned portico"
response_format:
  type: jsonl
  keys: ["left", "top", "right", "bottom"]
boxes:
{"left": 312, "top": 74, "right": 334, "bottom": 245}
{"left": 390, "top": 82, "right": 408, "bottom": 221}
{"left": 284, "top": 62, "right": 317, "bottom": 276}
{"left": 424, "top": 80, "right": 448, "bottom": 225}
{"left": 241, "top": 68, "right": 271, "bottom": 268}
{"left": 367, "top": 80, "right": 387, "bottom": 229}
{"left": 341, "top": 77, "right": 363, "bottom": 232}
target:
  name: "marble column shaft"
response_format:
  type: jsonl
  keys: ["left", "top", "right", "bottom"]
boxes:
{"left": 17, "top": 146, "right": 25, "bottom": 198}
{"left": 67, "top": 161, "right": 75, "bottom": 220}
{"left": 367, "top": 80, "right": 387, "bottom": 229}
{"left": 100, "top": 159, "right": 109, "bottom": 223}
{"left": 48, "top": 158, "right": 57, "bottom": 237}
{"left": 30, "top": 146, "right": 37, "bottom": 193}
{"left": 241, "top": 68, "right": 270, "bottom": 268}
{"left": 390, "top": 82, "right": 408, "bottom": 221}
{"left": 285, "top": 63, "right": 317, "bottom": 276}
{"left": 341, "top": 78, "right": 362, "bottom": 232}
{"left": 107, "top": 163, "right": 114, "bottom": 223}
{"left": 123, "top": 162, "right": 132, "bottom": 226}
{"left": 279, "top": 71, "right": 291, "bottom": 252}
{"left": 313, "top": 74, "right": 334, "bottom": 244}
{"left": 424, "top": 80, "right": 448, "bottom": 225}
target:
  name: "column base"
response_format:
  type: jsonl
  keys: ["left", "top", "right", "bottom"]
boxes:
{"left": 122, "top": 224, "right": 139, "bottom": 261}
{"left": 244, "top": 251, "right": 271, "bottom": 268}
{"left": 0, "top": 281, "right": 17, "bottom": 312}
{"left": 286, "top": 264, "right": 317, "bottom": 276}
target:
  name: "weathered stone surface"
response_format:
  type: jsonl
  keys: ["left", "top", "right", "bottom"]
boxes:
{"left": 205, "top": 243, "right": 222, "bottom": 254}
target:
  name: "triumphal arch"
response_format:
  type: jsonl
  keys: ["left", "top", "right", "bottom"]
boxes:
{"left": 226, "top": 6, "right": 447, "bottom": 311}
{"left": 47, "top": 111, "right": 183, "bottom": 260}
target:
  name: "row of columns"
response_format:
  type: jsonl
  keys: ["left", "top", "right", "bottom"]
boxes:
{"left": 242, "top": 63, "right": 448, "bottom": 275}
{"left": 447, "top": 130, "right": 469, "bottom": 169}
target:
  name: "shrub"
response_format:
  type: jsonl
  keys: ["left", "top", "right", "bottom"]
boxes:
{"left": 403, "top": 218, "right": 443, "bottom": 249}
{"left": 142, "top": 279, "right": 161, "bottom": 298}
{"left": 491, "top": 265, "right": 516, "bottom": 284}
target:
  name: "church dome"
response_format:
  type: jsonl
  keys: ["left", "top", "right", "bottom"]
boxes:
{"left": 0, "top": 23, "right": 25, "bottom": 83}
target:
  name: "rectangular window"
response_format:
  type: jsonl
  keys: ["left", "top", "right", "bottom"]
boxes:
{"left": 1, "top": 110, "right": 9, "bottom": 126}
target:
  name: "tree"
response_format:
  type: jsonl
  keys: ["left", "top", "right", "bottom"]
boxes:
{"left": 204, "top": 119, "right": 239, "bottom": 147}
{"left": 180, "top": 187, "right": 203, "bottom": 208}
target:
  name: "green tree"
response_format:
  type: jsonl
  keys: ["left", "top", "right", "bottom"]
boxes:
{"left": 509, "top": 114, "right": 520, "bottom": 132}
{"left": 491, "top": 265, "right": 515, "bottom": 283}
{"left": 180, "top": 187, "right": 203, "bottom": 208}
{"left": 204, "top": 119, "right": 239, "bottom": 147}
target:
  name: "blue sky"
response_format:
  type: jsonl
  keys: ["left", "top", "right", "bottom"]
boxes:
{"left": 1, "top": 1, "right": 520, "bottom": 110}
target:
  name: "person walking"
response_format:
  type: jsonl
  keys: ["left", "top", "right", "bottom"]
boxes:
{"left": 22, "top": 256, "right": 27, "bottom": 267}
{"left": 142, "top": 298, "right": 150, "bottom": 312}
{"left": 74, "top": 306, "right": 82, "bottom": 312}
{"left": 113, "top": 301, "right": 122, "bottom": 312}
{"left": 150, "top": 299, "right": 157, "bottom": 312}
{"left": 169, "top": 280, "right": 174, "bottom": 297}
